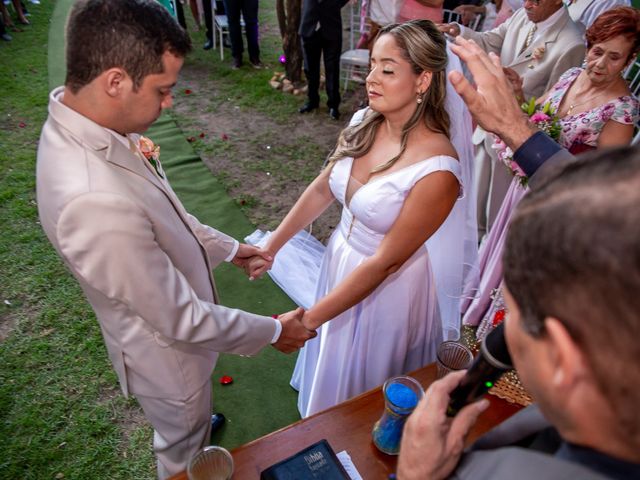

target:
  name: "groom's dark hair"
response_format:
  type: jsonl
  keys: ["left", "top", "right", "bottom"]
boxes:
{"left": 503, "top": 145, "right": 640, "bottom": 444}
{"left": 65, "top": 0, "right": 191, "bottom": 93}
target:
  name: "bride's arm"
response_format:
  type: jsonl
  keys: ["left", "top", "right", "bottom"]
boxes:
{"left": 301, "top": 170, "right": 459, "bottom": 330}
{"left": 249, "top": 166, "right": 336, "bottom": 277}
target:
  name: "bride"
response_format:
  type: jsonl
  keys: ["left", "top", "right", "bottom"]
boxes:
{"left": 249, "top": 20, "right": 475, "bottom": 417}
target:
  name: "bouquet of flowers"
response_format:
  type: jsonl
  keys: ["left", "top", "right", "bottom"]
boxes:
{"left": 492, "top": 98, "right": 562, "bottom": 187}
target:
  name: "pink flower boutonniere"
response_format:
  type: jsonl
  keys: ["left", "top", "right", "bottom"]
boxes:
{"left": 528, "top": 46, "right": 546, "bottom": 69}
{"left": 138, "top": 136, "right": 164, "bottom": 178}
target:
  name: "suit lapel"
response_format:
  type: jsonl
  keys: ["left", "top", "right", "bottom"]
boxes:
{"left": 106, "top": 136, "right": 220, "bottom": 302}
{"left": 510, "top": 10, "right": 570, "bottom": 69}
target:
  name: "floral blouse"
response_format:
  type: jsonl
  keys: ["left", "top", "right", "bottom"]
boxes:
{"left": 546, "top": 67, "right": 639, "bottom": 154}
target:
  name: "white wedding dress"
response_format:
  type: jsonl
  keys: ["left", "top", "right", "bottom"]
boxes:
{"left": 292, "top": 155, "right": 463, "bottom": 417}
{"left": 247, "top": 45, "right": 477, "bottom": 417}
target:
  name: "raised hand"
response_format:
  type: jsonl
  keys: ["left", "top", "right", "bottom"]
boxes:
{"left": 437, "top": 22, "right": 461, "bottom": 37}
{"left": 396, "top": 371, "right": 490, "bottom": 480}
{"left": 231, "top": 243, "right": 272, "bottom": 272}
{"left": 502, "top": 66, "right": 524, "bottom": 104}
{"left": 448, "top": 36, "right": 537, "bottom": 151}
{"left": 272, "top": 307, "right": 317, "bottom": 354}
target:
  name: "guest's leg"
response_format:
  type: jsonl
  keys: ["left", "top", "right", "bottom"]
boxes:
{"left": 302, "top": 32, "right": 323, "bottom": 108}
{"left": 223, "top": 0, "right": 244, "bottom": 63}
{"left": 189, "top": 0, "right": 201, "bottom": 29}
{"left": 483, "top": 135, "right": 512, "bottom": 234}
{"left": 136, "top": 382, "right": 213, "bottom": 480}
{"left": 323, "top": 31, "right": 342, "bottom": 110}
{"left": 202, "top": 0, "right": 213, "bottom": 47}
{"left": 473, "top": 132, "right": 491, "bottom": 240}
{"left": 11, "top": 0, "right": 28, "bottom": 24}
{"left": 175, "top": 0, "right": 187, "bottom": 29}
{"left": 242, "top": 0, "right": 260, "bottom": 64}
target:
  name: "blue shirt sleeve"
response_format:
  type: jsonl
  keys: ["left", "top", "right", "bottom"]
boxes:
{"left": 513, "top": 132, "right": 562, "bottom": 178}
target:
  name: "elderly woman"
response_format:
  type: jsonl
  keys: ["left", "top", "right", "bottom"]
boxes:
{"left": 463, "top": 6, "right": 640, "bottom": 334}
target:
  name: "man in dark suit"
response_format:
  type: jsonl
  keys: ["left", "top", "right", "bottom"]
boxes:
{"left": 298, "top": 0, "right": 349, "bottom": 120}
{"left": 395, "top": 37, "right": 640, "bottom": 480}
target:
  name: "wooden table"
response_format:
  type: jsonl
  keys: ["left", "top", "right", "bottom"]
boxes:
{"left": 169, "top": 364, "right": 522, "bottom": 480}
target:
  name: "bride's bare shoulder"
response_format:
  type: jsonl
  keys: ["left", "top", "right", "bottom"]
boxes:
{"left": 411, "top": 130, "right": 458, "bottom": 162}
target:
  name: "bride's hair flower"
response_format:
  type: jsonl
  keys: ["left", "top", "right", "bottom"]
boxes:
{"left": 492, "top": 98, "right": 561, "bottom": 187}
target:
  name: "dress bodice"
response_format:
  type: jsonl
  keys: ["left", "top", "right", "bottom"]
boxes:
{"left": 328, "top": 155, "right": 462, "bottom": 255}
{"left": 547, "top": 68, "right": 639, "bottom": 154}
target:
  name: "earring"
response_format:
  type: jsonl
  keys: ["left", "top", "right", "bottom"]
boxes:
{"left": 416, "top": 92, "right": 423, "bottom": 104}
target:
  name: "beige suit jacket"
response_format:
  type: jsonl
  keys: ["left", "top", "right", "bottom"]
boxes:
{"left": 37, "top": 87, "right": 276, "bottom": 401}
{"left": 461, "top": 7, "right": 585, "bottom": 99}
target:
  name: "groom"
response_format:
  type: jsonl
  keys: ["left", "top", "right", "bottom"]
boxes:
{"left": 36, "top": 0, "right": 315, "bottom": 478}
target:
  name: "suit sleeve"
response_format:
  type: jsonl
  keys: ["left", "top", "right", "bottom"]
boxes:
{"left": 459, "top": 16, "right": 510, "bottom": 56}
{"left": 512, "top": 131, "right": 575, "bottom": 189}
{"left": 542, "top": 42, "right": 585, "bottom": 93}
{"left": 56, "top": 192, "right": 276, "bottom": 355}
{"left": 185, "top": 212, "right": 239, "bottom": 266}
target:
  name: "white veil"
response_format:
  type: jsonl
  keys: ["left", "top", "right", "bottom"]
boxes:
{"left": 247, "top": 44, "right": 478, "bottom": 340}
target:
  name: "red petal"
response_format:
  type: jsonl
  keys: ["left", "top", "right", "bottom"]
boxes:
{"left": 187, "top": 136, "right": 196, "bottom": 142}
{"left": 220, "top": 375, "right": 234, "bottom": 385}
{"left": 184, "top": 89, "right": 192, "bottom": 94}
{"left": 271, "top": 314, "right": 278, "bottom": 319}
{"left": 18, "top": 122, "right": 26, "bottom": 128}
{"left": 221, "top": 133, "right": 229, "bottom": 141}
{"left": 199, "top": 132, "right": 205, "bottom": 138}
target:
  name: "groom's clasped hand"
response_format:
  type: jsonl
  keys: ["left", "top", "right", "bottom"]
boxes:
{"left": 233, "top": 243, "right": 315, "bottom": 353}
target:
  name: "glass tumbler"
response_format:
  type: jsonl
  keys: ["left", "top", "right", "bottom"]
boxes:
{"left": 187, "top": 445, "right": 234, "bottom": 480}
{"left": 372, "top": 375, "right": 424, "bottom": 455}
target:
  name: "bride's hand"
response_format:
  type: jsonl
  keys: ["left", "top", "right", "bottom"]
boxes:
{"left": 247, "top": 255, "right": 273, "bottom": 280}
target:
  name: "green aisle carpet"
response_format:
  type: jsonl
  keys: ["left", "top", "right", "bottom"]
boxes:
{"left": 48, "top": 0, "right": 301, "bottom": 450}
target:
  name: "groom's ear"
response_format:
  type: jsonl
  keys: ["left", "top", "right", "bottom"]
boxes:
{"left": 102, "top": 67, "right": 131, "bottom": 98}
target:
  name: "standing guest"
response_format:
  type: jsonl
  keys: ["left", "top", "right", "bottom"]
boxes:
{"left": 366, "top": 0, "right": 404, "bottom": 50}
{"left": 566, "top": 0, "right": 631, "bottom": 32}
{"left": 439, "top": 0, "right": 584, "bottom": 239}
{"left": 223, "top": 0, "right": 261, "bottom": 69}
{"left": 462, "top": 5, "right": 640, "bottom": 334}
{"left": 298, "top": 0, "right": 349, "bottom": 120}
{"left": 251, "top": 20, "right": 474, "bottom": 417}
{"left": 0, "top": 3, "right": 12, "bottom": 41}
{"left": 36, "top": 1, "right": 314, "bottom": 478}
{"left": 455, "top": 0, "right": 523, "bottom": 31}
{"left": 397, "top": 0, "right": 444, "bottom": 23}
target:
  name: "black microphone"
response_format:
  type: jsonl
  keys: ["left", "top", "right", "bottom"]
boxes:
{"left": 446, "top": 322, "right": 513, "bottom": 417}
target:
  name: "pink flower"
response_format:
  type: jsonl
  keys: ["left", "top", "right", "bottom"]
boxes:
{"left": 530, "top": 112, "right": 551, "bottom": 123}
{"left": 139, "top": 136, "right": 160, "bottom": 161}
{"left": 532, "top": 46, "right": 546, "bottom": 61}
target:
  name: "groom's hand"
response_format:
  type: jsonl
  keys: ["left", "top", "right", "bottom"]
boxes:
{"left": 232, "top": 243, "right": 272, "bottom": 271}
{"left": 273, "top": 307, "right": 317, "bottom": 354}
{"left": 246, "top": 255, "right": 273, "bottom": 280}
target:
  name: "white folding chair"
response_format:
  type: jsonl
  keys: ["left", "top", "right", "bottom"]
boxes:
{"left": 340, "top": 0, "right": 371, "bottom": 92}
{"left": 624, "top": 59, "right": 640, "bottom": 97}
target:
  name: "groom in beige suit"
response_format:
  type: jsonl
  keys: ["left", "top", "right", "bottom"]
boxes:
{"left": 440, "top": 0, "right": 585, "bottom": 237}
{"left": 36, "top": 1, "right": 315, "bottom": 478}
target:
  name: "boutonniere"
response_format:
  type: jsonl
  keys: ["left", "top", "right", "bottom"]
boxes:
{"left": 528, "top": 46, "right": 546, "bottom": 69}
{"left": 138, "top": 136, "right": 164, "bottom": 178}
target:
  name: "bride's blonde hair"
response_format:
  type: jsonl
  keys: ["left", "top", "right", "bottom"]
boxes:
{"left": 327, "top": 20, "right": 450, "bottom": 173}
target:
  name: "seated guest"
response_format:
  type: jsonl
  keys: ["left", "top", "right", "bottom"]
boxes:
{"left": 397, "top": 0, "right": 444, "bottom": 23}
{"left": 462, "top": 5, "right": 640, "bottom": 334}
{"left": 455, "top": 0, "right": 523, "bottom": 31}
{"left": 397, "top": 144, "right": 640, "bottom": 480}
{"left": 567, "top": 0, "right": 631, "bottom": 32}
{"left": 439, "top": 0, "right": 584, "bottom": 238}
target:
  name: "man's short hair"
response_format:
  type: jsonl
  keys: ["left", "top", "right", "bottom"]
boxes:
{"left": 503, "top": 146, "right": 640, "bottom": 443}
{"left": 65, "top": 0, "right": 191, "bottom": 94}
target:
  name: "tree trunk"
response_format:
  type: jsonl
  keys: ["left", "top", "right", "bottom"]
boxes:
{"left": 276, "top": 0, "right": 304, "bottom": 85}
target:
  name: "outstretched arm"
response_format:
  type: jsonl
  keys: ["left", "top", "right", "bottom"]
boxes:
{"left": 249, "top": 166, "right": 336, "bottom": 279}
{"left": 301, "top": 170, "right": 459, "bottom": 330}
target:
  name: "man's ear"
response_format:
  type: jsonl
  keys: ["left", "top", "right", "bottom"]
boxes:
{"left": 102, "top": 67, "right": 129, "bottom": 98}
{"left": 544, "top": 317, "right": 587, "bottom": 389}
